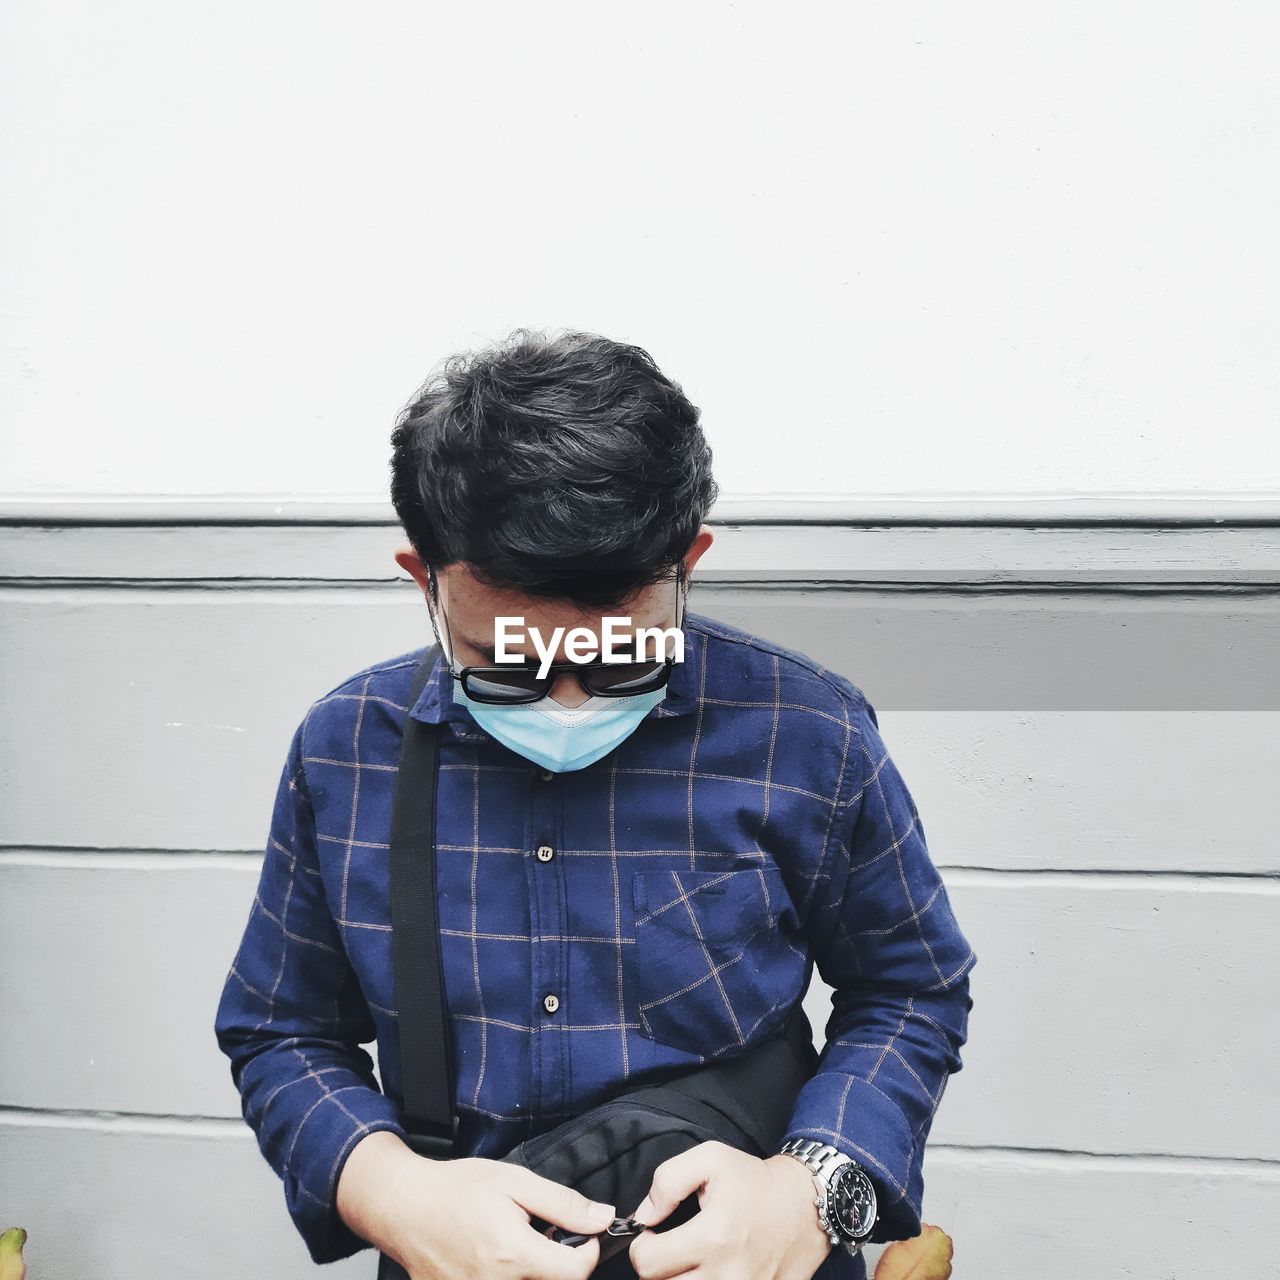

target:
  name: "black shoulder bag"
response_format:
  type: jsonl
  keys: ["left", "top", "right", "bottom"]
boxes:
{"left": 376, "top": 647, "right": 821, "bottom": 1279}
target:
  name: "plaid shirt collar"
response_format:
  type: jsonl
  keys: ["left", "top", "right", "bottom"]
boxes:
{"left": 409, "top": 615, "right": 702, "bottom": 739}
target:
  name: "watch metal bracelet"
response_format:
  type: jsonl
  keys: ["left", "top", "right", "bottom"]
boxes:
{"left": 781, "top": 1137, "right": 846, "bottom": 1175}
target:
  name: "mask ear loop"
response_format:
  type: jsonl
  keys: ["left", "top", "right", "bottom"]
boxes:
{"left": 674, "top": 560, "right": 690, "bottom": 643}
{"left": 425, "top": 566, "right": 460, "bottom": 672}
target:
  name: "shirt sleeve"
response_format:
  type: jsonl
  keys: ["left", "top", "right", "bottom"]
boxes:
{"left": 213, "top": 715, "right": 407, "bottom": 1264}
{"left": 780, "top": 692, "right": 978, "bottom": 1243}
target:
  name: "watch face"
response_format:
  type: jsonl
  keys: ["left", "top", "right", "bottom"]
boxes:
{"left": 828, "top": 1164, "right": 877, "bottom": 1240}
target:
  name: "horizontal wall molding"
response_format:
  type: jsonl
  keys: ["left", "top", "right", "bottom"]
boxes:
{"left": 5, "top": 494, "right": 1280, "bottom": 525}
{"left": 5, "top": 509, "right": 1280, "bottom": 588}
{"left": 0, "top": 1107, "right": 246, "bottom": 1135}
{"left": 2, "top": 1109, "right": 1273, "bottom": 1171}
{"left": 2, "top": 847, "right": 1276, "bottom": 884}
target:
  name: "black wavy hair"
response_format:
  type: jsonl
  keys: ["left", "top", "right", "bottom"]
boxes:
{"left": 389, "top": 327, "right": 719, "bottom": 608}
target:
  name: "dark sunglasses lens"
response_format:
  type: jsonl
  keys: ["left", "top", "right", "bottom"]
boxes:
{"left": 463, "top": 668, "right": 549, "bottom": 703}
{"left": 582, "top": 661, "right": 669, "bottom": 695}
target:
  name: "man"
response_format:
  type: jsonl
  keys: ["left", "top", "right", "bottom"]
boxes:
{"left": 214, "top": 329, "right": 977, "bottom": 1280}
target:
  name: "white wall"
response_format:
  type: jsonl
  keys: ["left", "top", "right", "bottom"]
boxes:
{"left": 3, "top": 0, "right": 1279, "bottom": 501}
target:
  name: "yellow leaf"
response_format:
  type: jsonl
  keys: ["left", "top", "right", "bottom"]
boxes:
{"left": 872, "top": 1223, "right": 954, "bottom": 1280}
{"left": 0, "top": 1228, "right": 27, "bottom": 1280}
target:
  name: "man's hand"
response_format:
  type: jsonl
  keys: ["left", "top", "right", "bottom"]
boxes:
{"left": 336, "top": 1130, "right": 616, "bottom": 1279}
{"left": 627, "top": 1140, "right": 834, "bottom": 1279}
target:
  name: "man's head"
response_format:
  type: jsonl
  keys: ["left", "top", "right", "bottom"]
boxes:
{"left": 390, "top": 328, "right": 718, "bottom": 707}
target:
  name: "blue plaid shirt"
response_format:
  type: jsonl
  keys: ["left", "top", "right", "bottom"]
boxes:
{"left": 214, "top": 611, "right": 976, "bottom": 1275}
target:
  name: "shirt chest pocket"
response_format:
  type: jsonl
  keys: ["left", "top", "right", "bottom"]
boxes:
{"left": 630, "top": 863, "right": 806, "bottom": 1061}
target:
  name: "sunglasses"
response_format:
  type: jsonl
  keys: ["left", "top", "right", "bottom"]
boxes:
{"left": 426, "top": 565, "right": 687, "bottom": 706}
{"left": 455, "top": 655, "right": 676, "bottom": 705}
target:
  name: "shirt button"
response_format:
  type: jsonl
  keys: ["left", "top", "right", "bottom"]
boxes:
{"left": 538, "top": 767, "right": 555, "bottom": 781}
{"left": 536, "top": 844, "right": 554, "bottom": 863}
{"left": 542, "top": 993, "right": 560, "bottom": 1015}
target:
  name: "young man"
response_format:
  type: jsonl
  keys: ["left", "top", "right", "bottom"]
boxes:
{"left": 214, "top": 329, "right": 977, "bottom": 1280}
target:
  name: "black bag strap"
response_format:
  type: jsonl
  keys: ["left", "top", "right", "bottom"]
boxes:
{"left": 389, "top": 643, "right": 460, "bottom": 1159}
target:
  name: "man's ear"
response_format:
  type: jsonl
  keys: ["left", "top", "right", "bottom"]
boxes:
{"left": 683, "top": 526, "right": 715, "bottom": 577}
{"left": 394, "top": 543, "right": 432, "bottom": 598}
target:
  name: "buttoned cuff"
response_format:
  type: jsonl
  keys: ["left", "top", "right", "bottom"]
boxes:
{"left": 285, "top": 1089, "right": 408, "bottom": 1264}
{"left": 780, "top": 1072, "right": 920, "bottom": 1244}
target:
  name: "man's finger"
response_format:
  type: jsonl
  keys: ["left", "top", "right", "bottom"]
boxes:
{"left": 627, "top": 1207, "right": 715, "bottom": 1279}
{"left": 632, "top": 1141, "right": 726, "bottom": 1226}
{"left": 504, "top": 1166, "right": 616, "bottom": 1234}
{"left": 522, "top": 1225, "right": 603, "bottom": 1280}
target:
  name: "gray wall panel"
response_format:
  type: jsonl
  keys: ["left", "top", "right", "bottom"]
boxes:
{"left": 3, "top": 510, "right": 1277, "bottom": 1280}
{"left": 880, "top": 710, "right": 1280, "bottom": 874}
{"left": 0, "top": 1120, "right": 373, "bottom": 1280}
{"left": 0, "top": 858, "right": 257, "bottom": 1117}
{"left": 0, "top": 588, "right": 430, "bottom": 851}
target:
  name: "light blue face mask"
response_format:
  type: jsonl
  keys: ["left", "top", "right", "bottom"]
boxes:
{"left": 455, "top": 680, "right": 668, "bottom": 773}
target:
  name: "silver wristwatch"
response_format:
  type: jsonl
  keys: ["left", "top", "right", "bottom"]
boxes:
{"left": 778, "top": 1138, "right": 878, "bottom": 1257}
